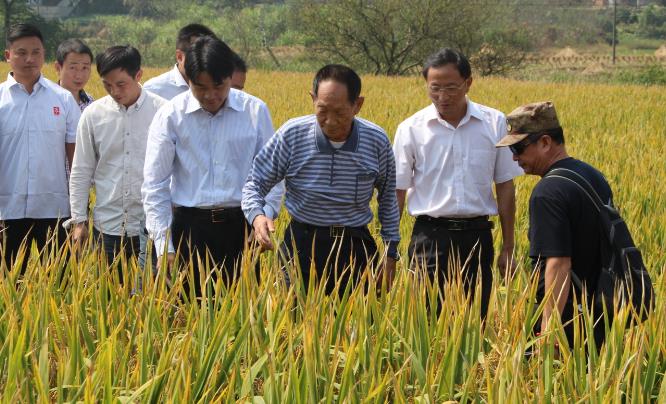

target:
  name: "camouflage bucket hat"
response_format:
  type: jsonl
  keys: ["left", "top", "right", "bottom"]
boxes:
{"left": 496, "top": 101, "right": 561, "bottom": 147}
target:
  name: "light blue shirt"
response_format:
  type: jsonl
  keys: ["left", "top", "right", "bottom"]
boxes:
{"left": 143, "top": 65, "right": 189, "bottom": 101}
{"left": 242, "top": 115, "right": 400, "bottom": 248}
{"left": 143, "top": 89, "right": 284, "bottom": 254}
{"left": 0, "top": 74, "right": 80, "bottom": 220}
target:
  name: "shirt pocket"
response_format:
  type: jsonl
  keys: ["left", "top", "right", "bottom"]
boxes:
{"left": 354, "top": 171, "right": 378, "bottom": 205}
{"left": 469, "top": 149, "right": 495, "bottom": 186}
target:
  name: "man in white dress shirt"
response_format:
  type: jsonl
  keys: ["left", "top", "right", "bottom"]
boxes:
{"left": 67, "top": 46, "right": 167, "bottom": 281}
{"left": 143, "top": 36, "right": 282, "bottom": 296}
{"left": 0, "top": 24, "right": 81, "bottom": 270}
{"left": 393, "top": 48, "right": 523, "bottom": 319}
{"left": 143, "top": 23, "right": 215, "bottom": 100}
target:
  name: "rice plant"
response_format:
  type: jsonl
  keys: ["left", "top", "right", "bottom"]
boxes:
{"left": 0, "top": 65, "right": 664, "bottom": 402}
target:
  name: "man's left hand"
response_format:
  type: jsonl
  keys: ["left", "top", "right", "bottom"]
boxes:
{"left": 497, "top": 247, "right": 516, "bottom": 276}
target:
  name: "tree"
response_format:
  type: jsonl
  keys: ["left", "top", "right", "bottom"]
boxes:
{"left": 2, "top": 0, "right": 26, "bottom": 46}
{"left": 296, "top": 0, "right": 501, "bottom": 76}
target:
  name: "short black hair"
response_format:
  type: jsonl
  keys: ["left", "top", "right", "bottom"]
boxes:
{"left": 176, "top": 23, "right": 216, "bottom": 52}
{"left": 312, "top": 64, "right": 362, "bottom": 103}
{"left": 6, "top": 23, "right": 43, "bottom": 48}
{"left": 96, "top": 45, "right": 141, "bottom": 77}
{"left": 55, "top": 39, "right": 93, "bottom": 65}
{"left": 185, "top": 36, "right": 235, "bottom": 85}
{"left": 544, "top": 126, "right": 565, "bottom": 145}
{"left": 233, "top": 52, "right": 247, "bottom": 73}
{"left": 422, "top": 48, "right": 472, "bottom": 79}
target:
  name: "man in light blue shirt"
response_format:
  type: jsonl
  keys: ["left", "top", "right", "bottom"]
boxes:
{"left": 143, "top": 24, "right": 215, "bottom": 100}
{"left": 143, "top": 36, "right": 282, "bottom": 296}
{"left": 0, "top": 24, "right": 81, "bottom": 270}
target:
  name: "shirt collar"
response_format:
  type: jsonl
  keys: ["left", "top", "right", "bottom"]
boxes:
{"left": 6, "top": 73, "right": 46, "bottom": 92}
{"left": 170, "top": 64, "right": 189, "bottom": 88}
{"left": 315, "top": 118, "right": 360, "bottom": 154}
{"left": 113, "top": 87, "right": 148, "bottom": 112}
{"left": 427, "top": 97, "right": 484, "bottom": 127}
{"left": 184, "top": 89, "right": 243, "bottom": 115}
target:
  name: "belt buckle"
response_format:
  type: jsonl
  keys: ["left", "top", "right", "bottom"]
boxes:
{"left": 211, "top": 208, "right": 227, "bottom": 223}
{"left": 330, "top": 225, "right": 345, "bottom": 238}
{"left": 448, "top": 220, "right": 466, "bottom": 231}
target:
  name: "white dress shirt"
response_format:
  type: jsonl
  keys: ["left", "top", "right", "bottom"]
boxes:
{"left": 393, "top": 99, "right": 523, "bottom": 218}
{"left": 68, "top": 90, "right": 167, "bottom": 236}
{"left": 143, "top": 89, "right": 284, "bottom": 254}
{"left": 143, "top": 65, "right": 189, "bottom": 101}
{"left": 0, "top": 74, "right": 80, "bottom": 220}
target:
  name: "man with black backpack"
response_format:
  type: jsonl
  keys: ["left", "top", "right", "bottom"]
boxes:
{"left": 496, "top": 101, "right": 652, "bottom": 352}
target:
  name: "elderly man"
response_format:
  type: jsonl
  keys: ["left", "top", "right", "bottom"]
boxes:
{"left": 143, "top": 23, "right": 216, "bottom": 100}
{"left": 143, "top": 36, "right": 282, "bottom": 296}
{"left": 496, "top": 101, "right": 615, "bottom": 349}
{"left": 393, "top": 48, "right": 522, "bottom": 318}
{"left": 242, "top": 64, "right": 400, "bottom": 295}
{"left": 0, "top": 24, "right": 80, "bottom": 269}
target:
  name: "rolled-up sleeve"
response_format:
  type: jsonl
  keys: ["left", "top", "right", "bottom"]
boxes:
{"left": 142, "top": 107, "right": 176, "bottom": 255}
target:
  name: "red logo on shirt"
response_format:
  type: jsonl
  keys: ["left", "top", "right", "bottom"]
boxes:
{"left": 53, "top": 106, "right": 60, "bottom": 116}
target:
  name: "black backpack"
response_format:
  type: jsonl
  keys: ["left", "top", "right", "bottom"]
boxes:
{"left": 545, "top": 168, "right": 654, "bottom": 323}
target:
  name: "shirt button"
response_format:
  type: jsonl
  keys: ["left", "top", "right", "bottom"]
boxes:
{"left": 126, "top": 133, "right": 130, "bottom": 136}
{"left": 126, "top": 151, "right": 130, "bottom": 155}
{"left": 124, "top": 191, "right": 129, "bottom": 196}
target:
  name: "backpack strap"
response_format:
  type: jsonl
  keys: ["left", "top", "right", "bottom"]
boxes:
{"left": 543, "top": 167, "right": 606, "bottom": 212}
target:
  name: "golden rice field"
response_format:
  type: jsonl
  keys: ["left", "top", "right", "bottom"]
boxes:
{"left": 1, "top": 64, "right": 665, "bottom": 402}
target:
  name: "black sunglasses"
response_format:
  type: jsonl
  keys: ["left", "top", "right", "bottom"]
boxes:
{"left": 509, "top": 133, "right": 544, "bottom": 155}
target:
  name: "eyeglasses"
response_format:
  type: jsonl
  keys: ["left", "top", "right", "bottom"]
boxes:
{"left": 509, "top": 133, "right": 544, "bottom": 155}
{"left": 427, "top": 80, "right": 468, "bottom": 96}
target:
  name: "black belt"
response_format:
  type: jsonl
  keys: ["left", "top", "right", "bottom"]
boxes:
{"left": 416, "top": 215, "right": 494, "bottom": 231}
{"left": 290, "top": 219, "right": 370, "bottom": 239}
{"left": 174, "top": 206, "right": 243, "bottom": 223}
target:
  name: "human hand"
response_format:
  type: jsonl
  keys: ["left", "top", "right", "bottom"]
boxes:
{"left": 252, "top": 214, "right": 275, "bottom": 251}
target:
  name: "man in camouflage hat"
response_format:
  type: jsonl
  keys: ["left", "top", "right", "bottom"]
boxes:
{"left": 497, "top": 101, "right": 614, "bottom": 350}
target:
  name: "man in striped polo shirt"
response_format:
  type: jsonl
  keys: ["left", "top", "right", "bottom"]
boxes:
{"left": 242, "top": 64, "right": 400, "bottom": 295}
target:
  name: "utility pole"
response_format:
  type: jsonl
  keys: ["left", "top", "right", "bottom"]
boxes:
{"left": 612, "top": 0, "right": 617, "bottom": 65}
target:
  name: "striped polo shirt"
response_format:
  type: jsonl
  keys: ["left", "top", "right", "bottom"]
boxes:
{"left": 242, "top": 115, "right": 400, "bottom": 247}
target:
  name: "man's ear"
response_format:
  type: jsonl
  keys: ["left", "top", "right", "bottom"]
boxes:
{"left": 54, "top": 62, "right": 62, "bottom": 75}
{"left": 309, "top": 91, "right": 316, "bottom": 103}
{"left": 175, "top": 49, "right": 185, "bottom": 65}
{"left": 352, "top": 96, "right": 364, "bottom": 115}
{"left": 4, "top": 49, "right": 10, "bottom": 61}
{"left": 135, "top": 69, "right": 143, "bottom": 82}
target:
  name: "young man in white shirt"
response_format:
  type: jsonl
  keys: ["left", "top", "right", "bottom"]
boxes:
{"left": 0, "top": 24, "right": 80, "bottom": 271}
{"left": 143, "top": 36, "right": 282, "bottom": 296}
{"left": 68, "top": 46, "right": 167, "bottom": 282}
{"left": 393, "top": 48, "right": 522, "bottom": 319}
{"left": 143, "top": 23, "right": 215, "bottom": 100}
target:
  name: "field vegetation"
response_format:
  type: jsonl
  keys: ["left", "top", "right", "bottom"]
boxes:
{"left": 0, "top": 65, "right": 665, "bottom": 401}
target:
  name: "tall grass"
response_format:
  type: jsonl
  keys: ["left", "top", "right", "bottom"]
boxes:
{"left": 0, "top": 65, "right": 664, "bottom": 401}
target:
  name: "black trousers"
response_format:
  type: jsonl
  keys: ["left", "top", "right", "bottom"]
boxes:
{"left": 280, "top": 220, "right": 378, "bottom": 296}
{"left": 408, "top": 216, "right": 494, "bottom": 319}
{"left": 1, "top": 218, "right": 68, "bottom": 272}
{"left": 171, "top": 206, "right": 250, "bottom": 296}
